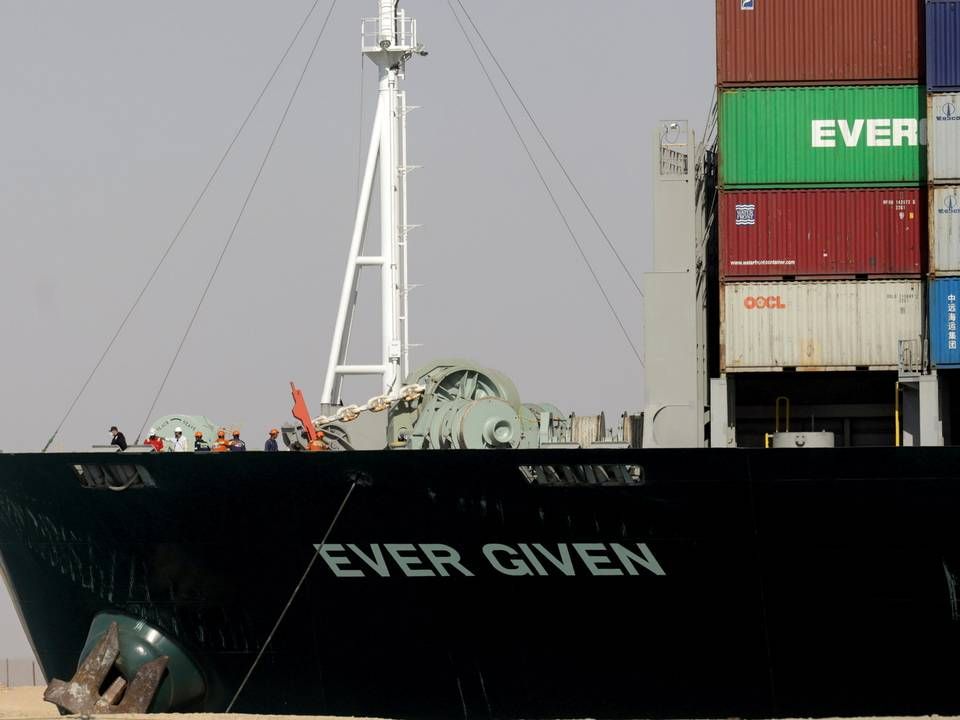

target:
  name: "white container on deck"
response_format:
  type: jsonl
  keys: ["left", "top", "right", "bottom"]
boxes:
{"left": 932, "top": 186, "right": 960, "bottom": 275}
{"left": 721, "top": 280, "right": 921, "bottom": 371}
{"left": 929, "top": 93, "right": 960, "bottom": 184}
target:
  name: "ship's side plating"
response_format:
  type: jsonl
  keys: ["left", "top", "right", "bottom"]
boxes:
{"left": 4, "top": 448, "right": 960, "bottom": 719}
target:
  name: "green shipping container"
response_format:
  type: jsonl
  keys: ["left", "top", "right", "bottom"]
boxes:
{"left": 720, "top": 86, "right": 926, "bottom": 188}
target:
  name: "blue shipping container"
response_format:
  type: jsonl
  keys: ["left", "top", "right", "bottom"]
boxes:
{"left": 928, "top": 0, "right": 960, "bottom": 91}
{"left": 930, "top": 277, "right": 960, "bottom": 365}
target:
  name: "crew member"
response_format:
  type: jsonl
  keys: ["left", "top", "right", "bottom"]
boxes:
{"left": 229, "top": 429, "right": 247, "bottom": 452}
{"left": 171, "top": 427, "right": 188, "bottom": 452}
{"left": 264, "top": 429, "right": 280, "bottom": 452}
{"left": 109, "top": 426, "right": 127, "bottom": 451}
{"left": 212, "top": 429, "right": 230, "bottom": 453}
{"left": 307, "top": 430, "right": 327, "bottom": 452}
{"left": 194, "top": 431, "right": 211, "bottom": 452}
{"left": 144, "top": 428, "right": 164, "bottom": 452}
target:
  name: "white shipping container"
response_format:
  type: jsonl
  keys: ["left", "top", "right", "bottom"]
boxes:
{"left": 929, "top": 93, "right": 960, "bottom": 184}
{"left": 932, "top": 186, "right": 960, "bottom": 274}
{"left": 722, "top": 280, "right": 921, "bottom": 371}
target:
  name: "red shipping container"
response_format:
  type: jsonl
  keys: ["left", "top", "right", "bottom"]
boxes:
{"left": 717, "top": 0, "right": 922, "bottom": 86}
{"left": 719, "top": 189, "right": 923, "bottom": 279}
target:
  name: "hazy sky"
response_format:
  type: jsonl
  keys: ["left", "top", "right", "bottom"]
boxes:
{"left": 0, "top": 1, "right": 713, "bottom": 657}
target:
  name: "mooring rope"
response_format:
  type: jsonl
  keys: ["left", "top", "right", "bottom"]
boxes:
{"left": 225, "top": 480, "right": 357, "bottom": 712}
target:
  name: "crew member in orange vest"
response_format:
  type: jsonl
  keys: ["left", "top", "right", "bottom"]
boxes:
{"left": 212, "top": 429, "right": 230, "bottom": 453}
{"left": 307, "top": 430, "right": 328, "bottom": 452}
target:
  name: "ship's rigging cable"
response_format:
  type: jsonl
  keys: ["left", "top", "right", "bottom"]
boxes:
{"left": 225, "top": 480, "right": 357, "bottom": 713}
{"left": 135, "top": 0, "right": 340, "bottom": 443}
{"left": 452, "top": 0, "right": 644, "bottom": 301}
{"left": 445, "top": 1, "right": 643, "bottom": 365}
{"left": 40, "top": 0, "right": 332, "bottom": 452}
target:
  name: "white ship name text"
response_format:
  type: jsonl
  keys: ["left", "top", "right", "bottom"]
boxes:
{"left": 315, "top": 542, "right": 666, "bottom": 578}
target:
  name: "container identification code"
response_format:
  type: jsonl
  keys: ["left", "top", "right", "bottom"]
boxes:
{"left": 735, "top": 204, "right": 756, "bottom": 226}
{"left": 948, "top": 294, "right": 957, "bottom": 351}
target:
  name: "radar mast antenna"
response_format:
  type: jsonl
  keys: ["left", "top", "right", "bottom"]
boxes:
{"left": 322, "top": 1, "right": 425, "bottom": 403}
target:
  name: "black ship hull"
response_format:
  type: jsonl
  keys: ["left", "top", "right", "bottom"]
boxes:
{"left": 1, "top": 447, "right": 960, "bottom": 719}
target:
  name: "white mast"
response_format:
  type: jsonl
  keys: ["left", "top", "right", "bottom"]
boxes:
{"left": 322, "top": 1, "right": 424, "bottom": 404}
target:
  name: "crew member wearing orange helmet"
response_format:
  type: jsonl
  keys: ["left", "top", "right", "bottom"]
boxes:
{"left": 228, "top": 429, "right": 247, "bottom": 452}
{"left": 194, "top": 431, "right": 211, "bottom": 452}
{"left": 307, "top": 430, "right": 328, "bottom": 452}
{"left": 212, "top": 429, "right": 230, "bottom": 453}
{"left": 265, "top": 429, "right": 280, "bottom": 452}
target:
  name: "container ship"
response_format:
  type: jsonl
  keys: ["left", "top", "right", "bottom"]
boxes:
{"left": 3, "top": 1, "right": 960, "bottom": 719}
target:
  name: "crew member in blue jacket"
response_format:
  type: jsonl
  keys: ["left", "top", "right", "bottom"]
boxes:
{"left": 228, "top": 429, "right": 247, "bottom": 451}
{"left": 265, "top": 428, "right": 279, "bottom": 452}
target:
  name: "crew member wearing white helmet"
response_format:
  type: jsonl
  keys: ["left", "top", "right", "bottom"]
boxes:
{"left": 144, "top": 428, "right": 165, "bottom": 452}
{"left": 171, "top": 427, "right": 188, "bottom": 452}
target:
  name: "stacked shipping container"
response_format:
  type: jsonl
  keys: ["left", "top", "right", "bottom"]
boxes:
{"left": 718, "top": 189, "right": 923, "bottom": 278}
{"left": 930, "top": 277, "right": 960, "bottom": 364}
{"left": 720, "top": 86, "right": 927, "bottom": 189}
{"left": 927, "top": 0, "right": 960, "bottom": 366}
{"left": 716, "top": 0, "right": 925, "bottom": 372}
{"left": 927, "top": 0, "right": 960, "bottom": 91}
{"left": 926, "top": 0, "right": 960, "bottom": 368}
{"left": 722, "top": 281, "right": 922, "bottom": 370}
{"left": 717, "top": 0, "right": 923, "bottom": 87}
